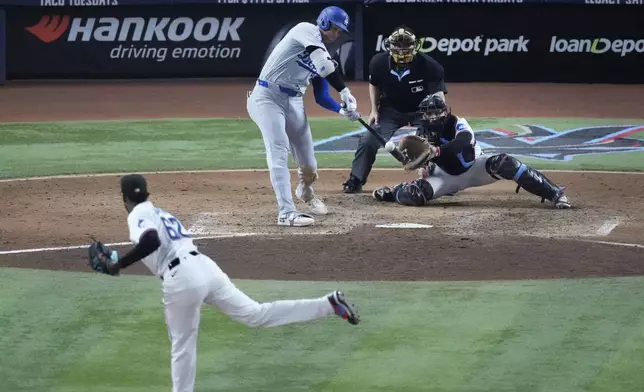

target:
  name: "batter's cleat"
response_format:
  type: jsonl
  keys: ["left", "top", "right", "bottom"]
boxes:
{"left": 342, "top": 176, "right": 362, "bottom": 194}
{"left": 554, "top": 194, "right": 571, "bottom": 209}
{"left": 327, "top": 291, "right": 360, "bottom": 325}
{"left": 295, "top": 184, "right": 328, "bottom": 215}
{"left": 372, "top": 186, "right": 396, "bottom": 202}
{"left": 277, "top": 212, "right": 315, "bottom": 227}
{"left": 307, "top": 198, "right": 329, "bottom": 215}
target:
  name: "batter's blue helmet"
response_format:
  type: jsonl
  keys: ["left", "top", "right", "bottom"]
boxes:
{"left": 317, "top": 6, "right": 350, "bottom": 32}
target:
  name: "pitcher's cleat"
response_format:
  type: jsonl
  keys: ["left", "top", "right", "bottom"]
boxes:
{"left": 327, "top": 291, "right": 360, "bottom": 325}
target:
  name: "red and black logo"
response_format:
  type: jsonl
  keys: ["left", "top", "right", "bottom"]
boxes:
{"left": 25, "top": 15, "right": 70, "bottom": 43}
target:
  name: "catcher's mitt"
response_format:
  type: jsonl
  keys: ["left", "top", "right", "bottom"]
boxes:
{"left": 88, "top": 241, "right": 120, "bottom": 276}
{"left": 399, "top": 135, "right": 439, "bottom": 171}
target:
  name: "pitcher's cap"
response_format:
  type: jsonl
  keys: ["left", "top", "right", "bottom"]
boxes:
{"left": 120, "top": 174, "right": 149, "bottom": 202}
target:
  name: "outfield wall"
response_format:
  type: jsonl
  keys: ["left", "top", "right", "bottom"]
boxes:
{"left": 0, "top": 0, "right": 643, "bottom": 83}
{"left": 0, "top": 9, "right": 5, "bottom": 85}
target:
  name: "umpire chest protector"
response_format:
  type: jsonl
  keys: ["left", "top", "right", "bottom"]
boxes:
{"left": 369, "top": 52, "right": 441, "bottom": 113}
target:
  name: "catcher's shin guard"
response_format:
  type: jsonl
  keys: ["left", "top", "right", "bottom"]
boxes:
{"left": 485, "top": 153, "right": 565, "bottom": 203}
{"left": 392, "top": 179, "right": 434, "bottom": 206}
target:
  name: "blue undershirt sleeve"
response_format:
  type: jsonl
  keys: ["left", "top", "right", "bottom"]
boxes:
{"left": 312, "top": 76, "right": 341, "bottom": 113}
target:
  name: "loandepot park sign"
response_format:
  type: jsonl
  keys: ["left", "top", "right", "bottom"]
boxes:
{"left": 313, "top": 124, "right": 644, "bottom": 161}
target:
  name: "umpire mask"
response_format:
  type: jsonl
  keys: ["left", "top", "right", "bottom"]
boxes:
{"left": 384, "top": 26, "right": 419, "bottom": 65}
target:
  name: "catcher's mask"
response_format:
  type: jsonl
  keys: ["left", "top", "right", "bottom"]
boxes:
{"left": 383, "top": 26, "right": 419, "bottom": 65}
{"left": 418, "top": 93, "right": 450, "bottom": 127}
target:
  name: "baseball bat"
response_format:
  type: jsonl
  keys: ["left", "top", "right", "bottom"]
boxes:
{"left": 341, "top": 103, "right": 409, "bottom": 164}
{"left": 356, "top": 118, "right": 408, "bottom": 164}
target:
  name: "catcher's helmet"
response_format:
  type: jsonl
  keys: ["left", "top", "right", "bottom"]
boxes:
{"left": 418, "top": 93, "right": 450, "bottom": 125}
{"left": 417, "top": 93, "right": 450, "bottom": 142}
{"left": 384, "top": 26, "right": 419, "bottom": 65}
{"left": 317, "top": 6, "right": 350, "bottom": 33}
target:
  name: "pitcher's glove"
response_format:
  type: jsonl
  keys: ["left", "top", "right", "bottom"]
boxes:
{"left": 399, "top": 135, "right": 440, "bottom": 171}
{"left": 88, "top": 240, "right": 120, "bottom": 276}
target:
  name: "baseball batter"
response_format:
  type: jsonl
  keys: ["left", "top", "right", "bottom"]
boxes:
{"left": 372, "top": 94, "right": 572, "bottom": 208}
{"left": 89, "top": 174, "right": 360, "bottom": 392}
{"left": 247, "top": 6, "right": 360, "bottom": 227}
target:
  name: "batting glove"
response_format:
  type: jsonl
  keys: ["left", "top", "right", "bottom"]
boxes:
{"left": 340, "top": 88, "right": 357, "bottom": 112}
{"left": 339, "top": 108, "right": 361, "bottom": 121}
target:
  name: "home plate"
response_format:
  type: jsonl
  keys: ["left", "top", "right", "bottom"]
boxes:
{"left": 375, "top": 223, "right": 433, "bottom": 229}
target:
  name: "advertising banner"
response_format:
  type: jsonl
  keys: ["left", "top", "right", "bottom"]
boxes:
{"left": 0, "top": 0, "right": 359, "bottom": 5}
{"left": 6, "top": 4, "right": 356, "bottom": 79}
{"left": 363, "top": 4, "right": 644, "bottom": 83}
{"left": 363, "top": 0, "right": 643, "bottom": 3}
{"left": 2, "top": 0, "right": 642, "bottom": 5}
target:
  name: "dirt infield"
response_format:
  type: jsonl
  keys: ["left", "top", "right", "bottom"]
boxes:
{"left": 1, "top": 80, "right": 644, "bottom": 282}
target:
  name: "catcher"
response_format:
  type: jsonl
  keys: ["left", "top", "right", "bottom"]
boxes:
{"left": 372, "top": 93, "right": 572, "bottom": 209}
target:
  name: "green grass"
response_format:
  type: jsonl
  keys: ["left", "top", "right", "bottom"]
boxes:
{"left": 0, "top": 118, "right": 353, "bottom": 178}
{"left": 1, "top": 117, "right": 643, "bottom": 178}
{"left": 1, "top": 267, "right": 644, "bottom": 392}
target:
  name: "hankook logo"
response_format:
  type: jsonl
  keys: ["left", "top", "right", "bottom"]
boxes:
{"left": 24, "top": 15, "right": 246, "bottom": 62}
{"left": 26, "top": 15, "right": 70, "bottom": 43}
{"left": 26, "top": 15, "right": 245, "bottom": 43}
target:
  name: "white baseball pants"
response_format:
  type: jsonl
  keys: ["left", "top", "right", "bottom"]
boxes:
{"left": 162, "top": 251, "right": 334, "bottom": 392}
{"left": 246, "top": 84, "right": 318, "bottom": 217}
{"left": 426, "top": 154, "right": 498, "bottom": 198}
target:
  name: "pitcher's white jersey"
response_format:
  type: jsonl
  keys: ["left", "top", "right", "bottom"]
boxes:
{"left": 259, "top": 22, "right": 328, "bottom": 93}
{"left": 127, "top": 201, "right": 197, "bottom": 277}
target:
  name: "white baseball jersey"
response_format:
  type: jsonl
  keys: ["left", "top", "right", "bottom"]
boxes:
{"left": 259, "top": 22, "right": 329, "bottom": 93}
{"left": 127, "top": 201, "right": 197, "bottom": 277}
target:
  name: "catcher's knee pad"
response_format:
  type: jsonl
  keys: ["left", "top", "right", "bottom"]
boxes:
{"left": 393, "top": 179, "right": 434, "bottom": 206}
{"left": 486, "top": 153, "right": 562, "bottom": 202}
{"left": 485, "top": 153, "right": 523, "bottom": 180}
{"left": 299, "top": 167, "right": 318, "bottom": 186}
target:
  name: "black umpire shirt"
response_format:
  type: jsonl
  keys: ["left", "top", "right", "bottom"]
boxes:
{"left": 368, "top": 52, "right": 447, "bottom": 114}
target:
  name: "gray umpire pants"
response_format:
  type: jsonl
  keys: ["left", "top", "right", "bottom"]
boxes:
{"left": 349, "top": 105, "right": 421, "bottom": 185}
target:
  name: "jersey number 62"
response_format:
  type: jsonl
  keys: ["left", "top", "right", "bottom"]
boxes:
{"left": 161, "top": 217, "right": 192, "bottom": 240}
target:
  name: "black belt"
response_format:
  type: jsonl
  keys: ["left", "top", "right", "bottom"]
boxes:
{"left": 161, "top": 250, "right": 199, "bottom": 280}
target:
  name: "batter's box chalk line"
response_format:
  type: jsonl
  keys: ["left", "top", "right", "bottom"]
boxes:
{"left": 375, "top": 223, "right": 433, "bottom": 229}
{"left": 595, "top": 216, "right": 623, "bottom": 237}
{"left": 188, "top": 211, "right": 357, "bottom": 236}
